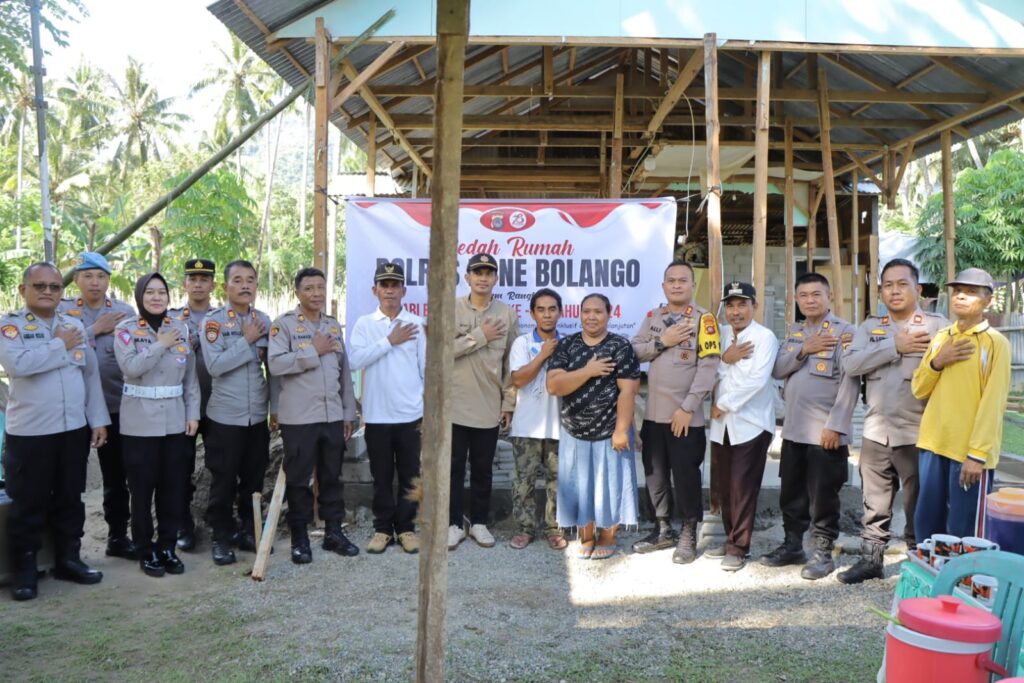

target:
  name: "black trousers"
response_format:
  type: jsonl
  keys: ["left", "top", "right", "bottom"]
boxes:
{"left": 181, "top": 418, "right": 207, "bottom": 534}
{"left": 3, "top": 427, "right": 90, "bottom": 555}
{"left": 779, "top": 439, "right": 849, "bottom": 542}
{"left": 859, "top": 438, "right": 919, "bottom": 546}
{"left": 640, "top": 420, "right": 706, "bottom": 525}
{"left": 712, "top": 429, "right": 772, "bottom": 557}
{"left": 122, "top": 433, "right": 192, "bottom": 553}
{"left": 450, "top": 424, "right": 499, "bottom": 526}
{"left": 97, "top": 413, "right": 132, "bottom": 539}
{"left": 365, "top": 420, "right": 421, "bottom": 534}
{"left": 280, "top": 422, "right": 346, "bottom": 525}
{"left": 203, "top": 419, "right": 271, "bottom": 540}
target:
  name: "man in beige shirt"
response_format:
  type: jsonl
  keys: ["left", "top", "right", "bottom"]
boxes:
{"left": 448, "top": 253, "right": 519, "bottom": 550}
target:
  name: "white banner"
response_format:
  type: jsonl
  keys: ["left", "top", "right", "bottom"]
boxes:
{"left": 343, "top": 199, "right": 676, "bottom": 338}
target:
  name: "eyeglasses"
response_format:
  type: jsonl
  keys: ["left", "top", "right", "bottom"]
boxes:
{"left": 30, "top": 283, "right": 64, "bottom": 293}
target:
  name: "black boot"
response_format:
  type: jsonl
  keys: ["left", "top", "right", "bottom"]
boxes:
{"left": 235, "top": 531, "right": 257, "bottom": 553}
{"left": 11, "top": 551, "right": 39, "bottom": 601}
{"left": 837, "top": 541, "right": 885, "bottom": 584}
{"left": 159, "top": 549, "right": 185, "bottom": 575}
{"left": 139, "top": 550, "right": 166, "bottom": 577}
{"left": 176, "top": 527, "right": 196, "bottom": 552}
{"left": 323, "top": 521, "right": 360, "bottom": 557}
{"left": 672, "top": 522, "right": 698, "bottom": 564}
{"left": 291, "top": 523, "right": 312, "bottom": 564}
{"left": 801, "top": 537, "right": 836, "bottom": 580}
{"left": 632, "top": 518, "right": 677, "bottom": 554}
{"left": 105, "top": 535, "right": 137, "bottom": 560}
{"left": 211, "top": 538, "right": 237, "bottom": 566}
{"left": 53, "top": 543, "right": 103, "bottom": 585}
{"left": 760, "top": 530, "right": 807, "bottom": 567}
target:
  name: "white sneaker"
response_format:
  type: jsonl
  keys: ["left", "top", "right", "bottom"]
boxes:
{"left": 468, "top": 524, "right": 496, "bottom": 548}
{"left": 447, "top": 524, "right": 466, "bottom": 550}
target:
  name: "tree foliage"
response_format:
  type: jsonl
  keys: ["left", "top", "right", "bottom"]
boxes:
{"left": 0, "top": 0, "right": 85, "bottom": 91}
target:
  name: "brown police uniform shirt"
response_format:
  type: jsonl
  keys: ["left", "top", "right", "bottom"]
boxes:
{"left": 113, "top": 316, "right": 201, "bottom": 437}
{"left": 632, "top": 303, "right": 721, "bottom": 426}
{"left": 267, "top": 307, "right": 356, "bottom": 426}
{"left": 452, "top": 296, "right": 519, "bottom": 429}
{"left": 58, "top": 295, "right": 135, "bottom": 414}
{"left": 842, "top": 309, "right": 949, "bottom": 448}
{"left": 772, "top": 311, "right": 859, "bottom": 446}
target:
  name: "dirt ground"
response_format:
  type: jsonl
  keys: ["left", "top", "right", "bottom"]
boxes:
{"left": 0, "top": 456, "right": 897, "bottom": 683}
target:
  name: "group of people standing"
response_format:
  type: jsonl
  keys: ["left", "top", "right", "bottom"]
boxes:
{"left": 0, "top": 246, "right": 1011, "bottom": 602}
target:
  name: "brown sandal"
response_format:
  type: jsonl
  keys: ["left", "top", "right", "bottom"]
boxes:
{"left": 509, "top": 533, "right": 533, "bottom": 549}
{"left": 546, "top": 534, "right": 568, "bottom": 550}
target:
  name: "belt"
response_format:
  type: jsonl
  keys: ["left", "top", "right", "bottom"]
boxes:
{"left": 122, "top": 384, "right": 183, "bottom": 399}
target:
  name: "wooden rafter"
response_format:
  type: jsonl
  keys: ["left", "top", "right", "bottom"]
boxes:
{"left": 645, "top": 48, "right": 704, "bottom": 137}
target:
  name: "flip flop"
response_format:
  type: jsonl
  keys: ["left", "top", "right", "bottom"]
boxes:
{"left": 591, "top": 545, "right": 618, "bottom": 560}
{"left": 547, "top": 534, "right": 568, "bottom": 550}
{"left": 575, "top": 541, "right": 595, "bottom": 560}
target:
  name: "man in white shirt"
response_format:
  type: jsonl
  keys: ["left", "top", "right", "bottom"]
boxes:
{"left": 348, "top": 262, "right": 427, "bottom": 555}
{"left": 508, "top": 289, "right": 567, "bottom": 551}
{"left": 708, "top": 282, "right": 779, "bottom": 571}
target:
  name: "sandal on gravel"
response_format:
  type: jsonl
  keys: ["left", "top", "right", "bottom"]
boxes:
{"left": 575, "top": 541, "right": 595, "bottom": 560}
{"left": 546, "top": 534, "right": 568, "bottom": 550}
{"left": 509, "top": 533, "right": 533, "bottom": 550}
{"left": 591, "top": 545, "right": 617, "bottom": 561}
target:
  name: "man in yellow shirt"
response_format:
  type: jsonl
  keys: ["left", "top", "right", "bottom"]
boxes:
{"left": 911, "top": 268, "right": 1011, "bottom": 541}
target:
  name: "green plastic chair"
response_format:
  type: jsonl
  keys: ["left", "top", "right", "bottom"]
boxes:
{"left": 930, "top": 550, "right": 1024, "bottom": 677}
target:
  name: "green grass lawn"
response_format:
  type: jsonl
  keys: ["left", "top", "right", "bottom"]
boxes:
{"left": 1004, "top": 413, "right": 1024, "bottom": 457}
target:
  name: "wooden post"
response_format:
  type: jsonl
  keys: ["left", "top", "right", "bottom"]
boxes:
{"left": 851, "top": 170, "right": 860, "bottom": 324}
{"left": 817, "top": 67, "right": 845, "bottom": 319}
{"left": 252, "top": 492, "right": 262, "bottom": 550}
{"left": 609, "top": 73, "right": 624, "bottom": 198}
{"left": 869, "top": 233, "right": 880, "bottom": 317}
{"left": 313, "top": 17, "right": 330, "bottom": 272}
{"left": 704, "top": 33, "right": 723, "bottom": 517}
{"left": 941, "top": 130, "right": 956, "bottom": 285}
{"left": 252, "top": 466, "right": 286, "bottom": 581}
{"left": 784, "top": 119, "right": 795, "bottom": 323}
{"left": 752, "top": 51, "right": 771, "bottom": 324}
{"left": 807, "top": 184, "right": 817, "bottom": 269}
{"left": 599, "top": 131, "right": 607, "bottom": 198}
{"left": 416, "top": 0, "right": 468, "bottom": 680}
{"left": 366, "top": 114, "right": 377, "bottom": 196}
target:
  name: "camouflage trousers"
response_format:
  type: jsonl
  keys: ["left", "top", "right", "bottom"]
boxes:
{"left": 509, "top": 437, "right": 560, "bottom": 536}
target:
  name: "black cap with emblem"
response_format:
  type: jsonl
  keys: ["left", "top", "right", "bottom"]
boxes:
{"left": 722, "top": 281, "right": 756, "bottom": 301}
{"left": 184, "top": 258, "right": 216, "bottom": 275}
{"left": 466, "top": 253, "right": 498, "bottom": 273}
{"left": 374, "top": 262, "right": 405, "bottom": 284}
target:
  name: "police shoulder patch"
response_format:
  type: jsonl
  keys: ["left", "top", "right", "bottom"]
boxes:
{"left": 270, "top": 324, "right": 280, "bottom": 337}
{"left": 2, "top": 324, "right": 18, "bottom": 340}
{"left": 205, "top": 320, "right": 220, "bottom": 342}
{"left": 118, "top": 330, "right": 132, "bottom": 346}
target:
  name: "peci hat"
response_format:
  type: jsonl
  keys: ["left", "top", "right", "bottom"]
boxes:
{"left": 466, "top": 253, "right": 498, "bottom": 273}
{"left": 374, "top": 261, "right": 405, "bottom": 284}
{"left": 722, "top": 281, "right": 756, "bottom": 301}
{"left": 74, "top": 251, "right": 112, "bottom": 274}
{"left": 946, "top": 267, "right": 995, "bottom": 291}
{"left": 184, "top": 258, "right": 216, "bottom": 276}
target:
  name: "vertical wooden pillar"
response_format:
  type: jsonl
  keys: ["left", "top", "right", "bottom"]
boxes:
{"left": 416, "top": 1, "right": 468, "bottom": 681}
{"left": 784, "top": 119, "right": 795, "bottom": 324}
{"left": 851, "top": 170, "right": 860, "bottom": 324}
{"left": 313, "top": 17, "right": 330, "bottom": 272}
{"left": 366, "top": 114, "right": 377, "bottom": 197}
{"left": 599, "top": 131, "right": 607, "bottom": 198}
{"left": 609, "top": 73, "right": 624, "bottom": 198}
{"left": 704, "top": 32, "right": 723, "bottom": 516}
{"left": 941, "top": 130, "right": 956, "bottom": 285}
{"left": 752, "top": 51, "right": 771, "bottom": 324}
{"left": 816, "top": 67, "right": 845, "bottom": 319}
{"left": 807, "top": 184, "right": 817, "bottom": 270}
{"left": 869, "top": 198, "right": 880, "bottom": 316}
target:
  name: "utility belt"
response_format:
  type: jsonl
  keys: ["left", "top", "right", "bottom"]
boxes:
{"left": 123, "top": 384, "right": 183, "bottom": 399}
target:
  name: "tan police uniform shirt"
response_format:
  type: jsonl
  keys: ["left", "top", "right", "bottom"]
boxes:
{"left": 842, "top": 309, "right": 948, "bottom": 448}
{"left": 199, "top": 306, "right": 278, "bottom": 427}
{"left": 113, "top": 316, "right": 201, "bottom": 437}
{"left": 267, "top": 307, "right": 356, "bottom": 426}
{"left": 169, "top": 304, "right": 212, "bottom": 416}
{"left": 58, "top": 295, "right": 135, "bottom": 414}
{"left": 772, "top": 311, "right": 859, "bottom": 446}
{"left": 632, "top": 303, "right": 721, "bottom": 426}
{"left": 452, "top": 296, "right": 519, "bottom": 429}
{"left": 0, "top": 308, "right": 109, "bottom": 436}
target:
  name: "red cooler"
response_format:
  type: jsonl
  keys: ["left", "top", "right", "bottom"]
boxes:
{"left": 886, "top": 596, "right": 1004, "bottom": 682}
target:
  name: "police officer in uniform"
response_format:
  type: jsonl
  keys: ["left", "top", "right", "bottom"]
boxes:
{"left": 115, "top": 272, "right": 201, "bottom": 577}
{"left": 58, "top": 251, "right": 137, "bottom": 559}
{"left": 199, "top": 260, "right": 277, "bottom": 565}
{"left": 839, "top": 258, "right": 947, "bottom": 583}
{"left": 631, "top": 259, "right": 721, "bottom": 562}
{"left": 169, "top": 257, "right": 215, "bottom": 551}
{"left": 763, "top": 272, "right": 859, "bottom": 580}
{"left": 269, "top": 267, "right": 359, "bottom": 564}
{"left": 1, "top": 263, "right": 109, "bottom": 600}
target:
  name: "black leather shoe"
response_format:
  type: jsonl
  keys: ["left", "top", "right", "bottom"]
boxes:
{"left": 106, "top": 536, "right": 138, "bottom": 560}
{"left": 671, "top": 523, "right": 698, "bottom": 565}
{"left": 837, "top": 542, "right": 885, "bottom": 585}
{"left": 52, "top": 555, "right": 103, "bottom": 585}
{"left": 760, "top": 532, "right": 807, "bottom": 567}
{"left": 291, "top": 524, "right": 312, "bottom": 564}
{"left": 159, "top": 549, "right": 185, "bottom": 575}
{"left": 631, "top": 525, "right": 677, "bottom": 554}
{"left": 235, "top": 531, "right": 257, "bottom": 553}
{"left": 176, "top": 528, "right": 196, "bottom": 552}
{"left": 322, "top": 522, "right": 360, "bottom": 557}
{"left": 211, "top": 539, "right": 236, "bottom": 566}
{"left": 140, "top": 551, "right": 166, "bottom": 577}
{"left": 11, "top": 551, "right": 39, "bottom": 601}
{"left": 801, "top": 538, "right": 836, "bottom": 580}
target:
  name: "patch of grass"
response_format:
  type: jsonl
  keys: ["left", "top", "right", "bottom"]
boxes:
{"left": 1003, "top": 414, "right": 1024, "bottom": 457}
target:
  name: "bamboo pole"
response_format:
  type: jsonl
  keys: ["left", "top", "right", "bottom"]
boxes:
{"left": 69, "top": 10, "right": 394, "bottom": 285}
{"left": 851, "top": 170, "right": 860, "bottom": 324}
{"left": 817, "top": 68, "right": 845, "bottom": 319}
{"left": 941, "top": 130, "right": 956, "bottom": 286}
{"left": 252, "top": 466, "right": 286, "bottom": 581}
{"left": 415, "top": 0, "right": 468, "bottom": 680}
{"left": 704, "top": 32, "right": 723, "bottom": 517}
{"left": 752, "top": 51, "right": 771, "bottom": 324}
{"left": 784, "top": 119, "right": 795, "bottom": 323}
{"left": 313, "top": 17, "right": 330, "bottom": 272}
{"left": 252, "top": 492, "right": 262, "bottom": 550}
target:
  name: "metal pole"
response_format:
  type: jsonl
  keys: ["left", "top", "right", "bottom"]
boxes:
{"left": 30, "top": 0, "right": 55, "bottom": 263}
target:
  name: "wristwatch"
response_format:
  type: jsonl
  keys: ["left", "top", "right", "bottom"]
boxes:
{"left": 654, "top": 337, "right": 665, "bottom": 353}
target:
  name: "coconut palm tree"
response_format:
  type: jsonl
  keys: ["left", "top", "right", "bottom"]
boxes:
{"left": 0, "top": 72, "right": 35, "bottom": 249}
{"left": 57, "top": 58, "right": 113, "bottom": 148}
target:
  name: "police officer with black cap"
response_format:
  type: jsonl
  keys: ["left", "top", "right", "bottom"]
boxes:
{"left": 1, "top": 263, "right": 110, "bottom": 600}
{"left": 169, "top": 257, "right": 215, "bottom": 551}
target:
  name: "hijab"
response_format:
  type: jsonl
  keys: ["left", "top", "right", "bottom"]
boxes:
{"left": 135, "top": 272, "right": 170, "bottom": 331}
